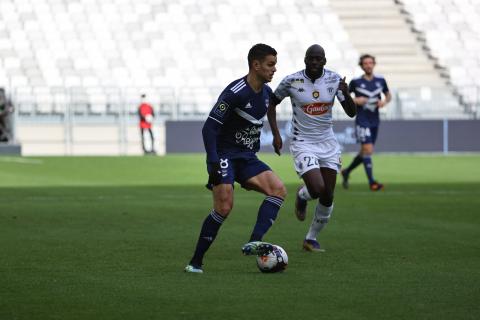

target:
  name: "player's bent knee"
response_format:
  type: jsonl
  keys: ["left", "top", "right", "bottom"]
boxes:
{"left": 272, "top": 184, "right": 287, "bottom": 199}
{"left": 308, "top": 185, "right": 326, "bottom": 200}
{"left": 213, "top": 197, "right": 233, "bottom": 216}
{"left": 215, "top": 204, "right": 233, "bottom": 216}
{"left": 319, "top": 192, "right": 334, "bottom": 206}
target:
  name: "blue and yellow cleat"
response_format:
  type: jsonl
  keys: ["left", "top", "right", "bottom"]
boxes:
{"left": 184, "top": 264, "right": 203, "bottom": 274}
{"left": 241, "top": 241, "right": 274, "bottom": 256}
{"left": 303, "top": 239, "right": 325, "bottom": 253}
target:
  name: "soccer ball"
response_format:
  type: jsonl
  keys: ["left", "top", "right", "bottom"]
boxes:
{"left": 256, "top": 245, "right": 288, "bottom": 273}
{"left": 145, "top": 114, "right": 153, "bottom": 123}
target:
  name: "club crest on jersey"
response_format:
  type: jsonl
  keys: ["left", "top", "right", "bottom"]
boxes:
{"left": 312, "top": 91, "right": 320, "bottom": 99}
{"left": 213, "top": 101, "right": 229, "bottom": 116}
{"left": 302, "top": 102, "right": 332, "bottom": 115}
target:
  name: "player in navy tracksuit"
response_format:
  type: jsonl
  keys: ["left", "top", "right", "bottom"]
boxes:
{"left": 185, "top": 44, "right": 287, "bottom": 273}
{"left": 341, "top": 54, "right": 391, "bottom": 191}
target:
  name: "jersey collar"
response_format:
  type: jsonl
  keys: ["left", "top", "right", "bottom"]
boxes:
{"left": 362, "top": 74, "right": 376, "bottom": 81}
{"left": 302, "top": 69, "right": 325, "bottom": 83}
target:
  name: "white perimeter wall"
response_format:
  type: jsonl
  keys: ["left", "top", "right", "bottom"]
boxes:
{"left": 16, "top": 122, "right": 166, "bottom": 156}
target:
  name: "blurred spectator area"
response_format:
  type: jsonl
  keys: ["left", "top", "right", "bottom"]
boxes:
{"left": 0, "top": 0, "right": 477, "bottom": 120}
{"left": 398, "top": 0, "right": 480, "bottom": 115}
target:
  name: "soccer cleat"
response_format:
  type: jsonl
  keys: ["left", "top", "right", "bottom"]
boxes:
{"left": 294, "top": 186, "right": 307, "bottom": 221}
{"left": 241, "top": 241, "right": 274, "bottom": 256}
{"left": 370, "top": 181, "right": 384, "bottom": 191}
{"left": 341, "top": 170, "right": 349, "bottom": 189}
{"left": 184, "top": 264, "right": 203, "bottom": 274}
{"left": 303, "top": 239, "right": 325, "bottom": 252}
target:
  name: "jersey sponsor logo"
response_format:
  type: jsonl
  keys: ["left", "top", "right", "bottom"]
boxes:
{"left": 213, "top": 100, "right": 229, "bottom": 116}
{"left": 234, "top": 124, "right": 262, "bottom": 149}
{"left": 312, "top": 91, "right": 320, "bottom": 99}
{"left": 302, "top": 102, "right": 332, "bottom": 115}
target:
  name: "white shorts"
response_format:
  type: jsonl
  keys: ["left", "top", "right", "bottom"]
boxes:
{"left": 289, "top": 137, "right": 342, "bottom": 177}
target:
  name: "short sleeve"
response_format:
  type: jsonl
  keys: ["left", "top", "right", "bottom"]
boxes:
{"left": 273, "top": 76, "right": 291, "bottom": 103}
{"left": 382, "top": 78, "right": 390, "bottom": 94}
{"left": 208, "top": 90, "right": 238, "bottom": 124}
{"left": 348, "top": 79, "right": 356, "bottom": 94}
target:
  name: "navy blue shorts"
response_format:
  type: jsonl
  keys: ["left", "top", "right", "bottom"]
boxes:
{"left": 206, "top": 156, "right": 271, "bottom": 190}
{"left": 355, "top": 125, "right": 378, "bottom": 145}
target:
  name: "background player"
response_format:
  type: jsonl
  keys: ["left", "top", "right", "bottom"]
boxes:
{"left": 185, "top": 44, "right": 287, "bottom": 273}
{"left": 341, "top": 54, "right": 391, "bottom": 191}
{"left": 138, "top": 94, "right": 155, "bottom": 155}
{"left": 267, "top": 44, "right": 356, "bottom": 252}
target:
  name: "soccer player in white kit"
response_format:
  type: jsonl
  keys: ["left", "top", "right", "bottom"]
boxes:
{"left": 267, "top": 44, "right": 356, "bottom": 252}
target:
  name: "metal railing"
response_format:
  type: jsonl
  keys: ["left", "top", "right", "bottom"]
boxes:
{"left": 9, "top": 85, "right": 478, "bottom": 123}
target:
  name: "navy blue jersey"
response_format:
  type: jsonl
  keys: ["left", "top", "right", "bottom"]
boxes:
{"left": 349, "top": 75, "right": 389, "bottom": 127}
{"left": 203, "top": 76, "right": 272, "bottom": 162}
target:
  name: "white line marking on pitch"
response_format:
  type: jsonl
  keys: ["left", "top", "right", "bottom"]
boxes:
{"left": 0, "top": 157, "right": 44, "bottom": 165}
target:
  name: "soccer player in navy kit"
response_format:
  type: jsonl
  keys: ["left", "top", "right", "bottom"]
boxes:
{"left": 341, "top": 54, "right": 391, "bottom": 191}
{"left": 185, "top": 44, "right": 287, "bottom": 273}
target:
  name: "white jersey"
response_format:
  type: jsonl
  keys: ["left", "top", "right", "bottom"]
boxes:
{"left": 273, "top": 69, "right": 344, "bottom": 143}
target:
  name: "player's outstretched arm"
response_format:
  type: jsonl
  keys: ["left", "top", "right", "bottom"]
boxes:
{"left": 267, "top": 99, "right": 282, "bottom": 155}
{"left": 338, "top": 77, "right": 356, "bottom": 118}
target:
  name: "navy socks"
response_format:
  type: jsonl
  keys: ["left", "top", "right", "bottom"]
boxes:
{"left": 190, "top": 210, "right": 225, "bottom": 267}
{"left": 249, "top": 196, "right": 283, "bottom": 242}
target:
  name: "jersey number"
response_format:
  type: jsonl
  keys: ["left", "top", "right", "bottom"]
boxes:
{"left": 303, "top": 156, "right": 319, "bottom": 167}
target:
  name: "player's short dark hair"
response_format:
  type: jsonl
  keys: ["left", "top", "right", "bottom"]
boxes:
{"left": 359, "top": 54, "right": 376, "bottom": 66}
{"left": 247, "top": 44, "right": 277, "bottom": 68}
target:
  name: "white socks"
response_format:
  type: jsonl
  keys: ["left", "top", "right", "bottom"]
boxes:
{"left": 298, "top": 185, "right": 313, "bottom": 201}
{"left": 305, "top": 202, "right": 333, "bottom": 240}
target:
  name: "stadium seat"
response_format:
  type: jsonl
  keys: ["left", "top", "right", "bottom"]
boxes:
{"left": 400, "top": 0, "right": 480, "bottom": 109}
{"left": 0, "top": 0, "right": 474, "bottom": 120}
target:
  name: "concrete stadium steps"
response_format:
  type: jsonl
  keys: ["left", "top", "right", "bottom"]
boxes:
{"left": 330, "top": 0, "right": 447, "bottom": 88}
{"left": 380, "top": 74, "right": 446, "bottom": 88}
{"left": 329, "top": 0, "right": 466, "bottom": 118}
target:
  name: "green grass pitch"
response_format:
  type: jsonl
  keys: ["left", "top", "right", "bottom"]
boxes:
{"left": 1, "top": 154, "right": 479, "bottom": 320}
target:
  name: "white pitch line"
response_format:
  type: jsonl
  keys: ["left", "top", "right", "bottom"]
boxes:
{"left": 343, "top": 190, "right": 479, "bottom": 196}
{"left": 0, "top": 157, "right": 44, "bottom": 165}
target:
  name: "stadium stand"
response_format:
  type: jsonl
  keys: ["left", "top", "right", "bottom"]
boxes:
{"left": 0, "top": 0, "right": 477, "bottom": 154}
{"left": 398, "top": 0, "right": 480, "bottom": 117}
{"left": 331, "top": 0, "right": 474, "bottom": 119}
